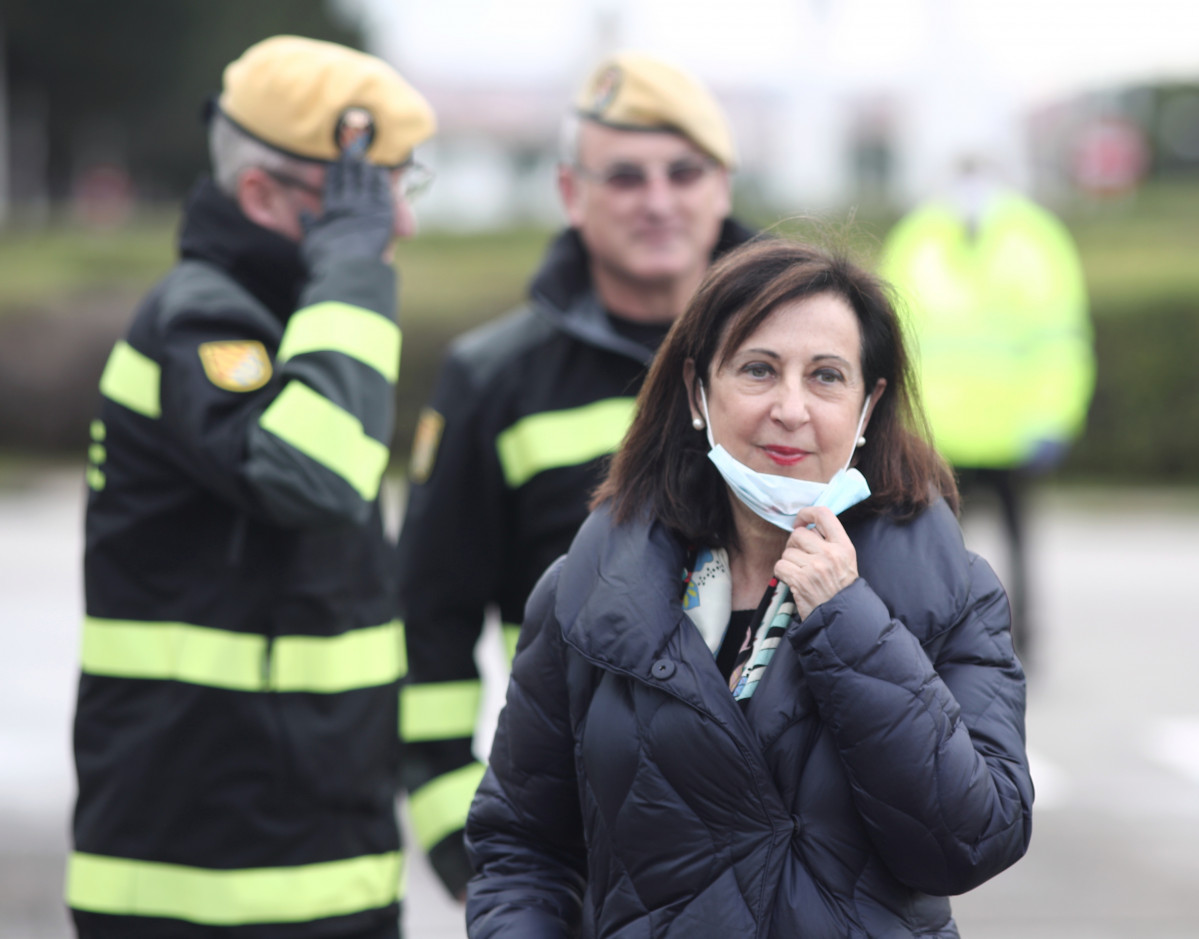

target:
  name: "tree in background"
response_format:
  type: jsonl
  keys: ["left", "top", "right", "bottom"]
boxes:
{"left": 3, "top": 0, "right": 363, "bottom": 213}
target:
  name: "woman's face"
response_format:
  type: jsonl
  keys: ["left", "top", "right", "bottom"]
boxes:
{"left": 694, "top": 291, "right": 884, "bottom": 485}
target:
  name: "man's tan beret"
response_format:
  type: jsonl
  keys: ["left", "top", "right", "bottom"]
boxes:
{"left": 219, "top": 35, "right": 436, "bottom": 167}
{"left": 574, "top": 51, "right": 735, "bottom": 168}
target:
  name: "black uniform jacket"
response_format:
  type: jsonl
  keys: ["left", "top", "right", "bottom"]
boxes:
{"left": 69, "top": 180, "right": 404, "bottom": 938}
{"left": 397, "top": 221, "right": 755, "bottom": 893}
{"left": 466, "top": 499, "right": 1033, "bottom": 938}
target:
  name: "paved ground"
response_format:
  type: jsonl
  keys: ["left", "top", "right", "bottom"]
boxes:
{"left": 3, "top": 465, "right": 1198, "bottom": 937}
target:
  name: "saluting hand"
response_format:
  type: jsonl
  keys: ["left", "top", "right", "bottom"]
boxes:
{"left": 774, "top": 506, "right": 859, "bottom": 620}
{"left": 300, "top": 148, "right": 395, "bottom": 269}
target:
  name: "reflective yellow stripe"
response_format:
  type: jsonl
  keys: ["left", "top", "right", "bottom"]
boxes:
{"left": 82, "top": 618, "right": 265, "bottom": 690}
{"left": 81, "top": 617, "right": 404, "bottom": 693}
{"left": 407, "top": 763, "right": 487, "bottom": 852}
{"left": 258, "top": 381, "right": 389, "bottom": 501}
{"left": 277, "top": 302, "right": 401, "bottom": 383}
{"left": 65, "top": 850, "right": 403, "bottom": 925}
{"left": 400, "top": 680, "right": 481, "bottom": 742}
{"left": 501, "top": 622, "right": 521, "bottom": 664}
{"left": 99, "top": 341, "right": 161, "bottom": 418}
{"left": 273, "top": 621, "right": 406, "bottom": 692}
{"left": 495, "top": 397, "right": 636, "bottom": 488}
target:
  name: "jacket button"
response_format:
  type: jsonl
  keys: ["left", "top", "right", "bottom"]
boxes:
{"left": 651, "top": 659, "right": 676, "bottom": 679}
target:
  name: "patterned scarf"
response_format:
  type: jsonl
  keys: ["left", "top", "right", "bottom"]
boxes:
{"left": 682, "top": 548, "right": 795, "bottom": 701}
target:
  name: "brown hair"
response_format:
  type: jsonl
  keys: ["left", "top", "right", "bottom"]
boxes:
{"left": 593, "top": 238, "right": 957, "bottom": 548}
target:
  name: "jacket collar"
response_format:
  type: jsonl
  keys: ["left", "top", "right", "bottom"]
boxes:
{"left": 555, "top": 504, "right": 684, "bottom": 659}
{"left": 554, "top": 505, "right": 735, "bottom": 718}
{"left": 177, "top": 178, "right": 306, "bottom": 323}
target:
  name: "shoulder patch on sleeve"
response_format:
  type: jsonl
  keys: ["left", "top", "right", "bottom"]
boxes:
{"left": 198, "top": 340, "right": 272, "bottom": 392}
{"left": 409, "top": 407, "right": 445, "bottom": 484}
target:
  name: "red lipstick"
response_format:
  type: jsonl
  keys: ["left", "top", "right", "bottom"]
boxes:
{"left": 762, "top": 446, "right": 807, "bottom": 467}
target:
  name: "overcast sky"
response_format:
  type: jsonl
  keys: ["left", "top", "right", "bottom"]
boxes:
{"left": 349, "top": 0, "right": 1199, "bottom": 106}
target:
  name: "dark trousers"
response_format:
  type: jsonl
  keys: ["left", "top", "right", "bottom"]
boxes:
{"left": 956, "top": 467, "right": 1032, "bottom": 664}
{"left": 72, "top": 912, "right": 401, "bottom": 939}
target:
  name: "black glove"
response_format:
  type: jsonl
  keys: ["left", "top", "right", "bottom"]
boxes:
{"left": 301, "top": 150, "right": 395, "bottom": 269}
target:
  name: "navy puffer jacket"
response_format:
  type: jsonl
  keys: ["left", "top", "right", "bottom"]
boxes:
{"left": 466, "top": 499, "right": 1032, "bottom": 937}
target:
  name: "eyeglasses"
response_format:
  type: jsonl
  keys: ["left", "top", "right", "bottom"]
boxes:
{"left": 262, "top": 168, "right": 323, "bottom": 198}
{"left": 396, "top": 161, "right": 434, "bottom": 201}
{"left": 262, "top": 160, "right": 435, "bottom": 202}
{"left": 572, "top": 158, "right": 718, "bottom": 192}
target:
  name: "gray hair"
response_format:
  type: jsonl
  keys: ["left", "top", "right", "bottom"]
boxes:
{"left": 208, "top": 111, "right": 312, "bottom": 196}
{"left": 558, "top": 112, "right": 582, "bottom": 167}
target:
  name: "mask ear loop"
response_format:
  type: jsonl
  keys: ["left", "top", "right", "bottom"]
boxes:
{"left": 697, "top": 383, "right": 717, "bottom": 450}
{"left": 840, "top": 398, "right": 871, "bottom": 476}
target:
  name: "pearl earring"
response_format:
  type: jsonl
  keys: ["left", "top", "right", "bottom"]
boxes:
{"left": 856, "top": 436, "right": 867, "bottom": 448}
{"left": 692, "top": 417, "right": 705, "bottom": 431}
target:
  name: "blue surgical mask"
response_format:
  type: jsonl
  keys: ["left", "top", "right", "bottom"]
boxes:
{"left": 699, "top": 384, "right": 871, "bottom": 531}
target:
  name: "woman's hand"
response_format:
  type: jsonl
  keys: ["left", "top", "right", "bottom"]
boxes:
{"left": 774, "top": 506, "right": 859, "bottom": 619}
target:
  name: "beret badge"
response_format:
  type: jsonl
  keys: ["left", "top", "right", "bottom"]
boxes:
{"left": 335, "top": 106, "right": 376, "bottom": 154}
{"left": 590, "top": 65, "right": 622, "bottom": 115}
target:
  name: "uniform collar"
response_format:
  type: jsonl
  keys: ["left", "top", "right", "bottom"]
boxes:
{"left": 178, "top": 178, "right": 306, "bottom": 322}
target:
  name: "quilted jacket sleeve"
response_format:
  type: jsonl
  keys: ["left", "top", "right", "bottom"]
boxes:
{"left": 786, "top": 509, "right": 1033, "bottom": 896}
{"left": 465, "top": 558, "right": 586, "bottom": 937}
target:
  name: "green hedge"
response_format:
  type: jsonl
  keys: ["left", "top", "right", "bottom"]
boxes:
{"left": 387, "top": 287, "right": 1199, "bottom": 485}
{"left": 1063, "top": 298, "right": 1199, "bottom": 482}
{"left": 2, "top": 194, "right": 1199, "bottom": 485}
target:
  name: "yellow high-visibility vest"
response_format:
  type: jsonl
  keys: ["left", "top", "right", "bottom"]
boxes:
{"left": 881, "top": 193, "right": 1095, "bottom": 468}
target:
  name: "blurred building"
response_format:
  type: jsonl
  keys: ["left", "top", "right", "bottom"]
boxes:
{"left": 1027, "top": 81, "right": 1199, "bottom": 204}
{"left": 4, "top": 0, "right": 1199, "bottom": 230}
{"left": 408, "top": 74, "right": 781, "bottom": 229}
{"left": 369, "top": 0, "right": 1036, "bottom": 229}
